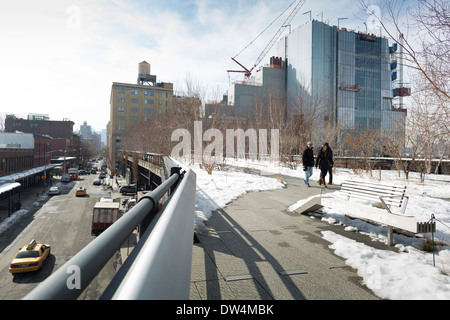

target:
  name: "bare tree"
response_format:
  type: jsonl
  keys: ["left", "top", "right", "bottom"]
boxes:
{"left": 360, "top": 0, "right": 450, "bottom": 122}
{"left": 380, "top": 73, "right": 448, "bottom": 181}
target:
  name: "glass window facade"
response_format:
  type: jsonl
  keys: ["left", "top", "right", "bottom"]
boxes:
{"left": 335, "top": 29, "right": 393, "bottom": 133}
{"left": 354, "top": 36, "right": 382, "bottom": 130}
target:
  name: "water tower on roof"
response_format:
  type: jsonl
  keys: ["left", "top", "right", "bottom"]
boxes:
{"left": 137, "top": 61, "right": 157, "bottom": 86}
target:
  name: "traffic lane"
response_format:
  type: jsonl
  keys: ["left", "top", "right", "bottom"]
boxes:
{"left": 0, "top": 174, "right": 111, "bottom": 299}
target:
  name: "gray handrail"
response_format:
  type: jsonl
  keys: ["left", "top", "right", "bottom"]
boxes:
{"left": 101, "top": 168, "right": 196, "bottom": 299}
{"left": 23, "top": 171, "right": 182, "bottom": 300}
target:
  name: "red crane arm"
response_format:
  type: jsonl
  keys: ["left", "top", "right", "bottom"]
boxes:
{"left": 227, "top": 0, "right": 305, "bottom": 78}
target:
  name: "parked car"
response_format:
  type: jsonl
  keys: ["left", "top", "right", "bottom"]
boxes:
{"left": 61, "top": 174, "right": 71, "bottom": 182}
{"left": 9, "top": 239, "right": 51, "bottom": 275}
{"left": 48, "top": 186, "right": 60, "bottom": 195}
{"left": 99, "top": 172, "right": 106, "bottom": 179}
{"left": 75, "top": 187, "right": 87, "bottom": 197}
{"left": 119, "top": 185, "right": 137, "bottom": 195}
{"left": 93, "top": 179, "right": 102, "bottom": 185}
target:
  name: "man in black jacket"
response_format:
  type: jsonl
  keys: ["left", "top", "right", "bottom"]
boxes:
{"left": 302, "top": 141, "right": 314, "bottom": 187}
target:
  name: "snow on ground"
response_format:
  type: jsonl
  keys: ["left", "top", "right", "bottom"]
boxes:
{"left": 190, "top": 164, "right": 285, "bottom": 231}
{"left": 1, "top": 158, "right": 449, "bottom": 299}
{"left": 183, "top": 158, "right": 450, "bottom": 300}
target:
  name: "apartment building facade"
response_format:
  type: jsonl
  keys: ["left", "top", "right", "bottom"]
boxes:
{"left": 108, "top": 61, "right": 205, "bottom": 170}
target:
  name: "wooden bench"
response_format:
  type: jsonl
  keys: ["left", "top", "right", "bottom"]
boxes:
{"left": 295, "top": 179, "right": 436, "bottom": 246}
{"left": 339, "top": 180, "right": 409, "bottom": 215}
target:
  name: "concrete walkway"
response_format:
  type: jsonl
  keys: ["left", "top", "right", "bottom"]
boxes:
{"left": 190, "top": 175, "right": 381, "bottom": 300}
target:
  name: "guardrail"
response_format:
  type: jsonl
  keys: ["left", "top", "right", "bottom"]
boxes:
{"left": 101, "top": 168, "right": 196, "bottom": 299}
{"left": 23, "top": 167, "right": 196, "bottom": 300}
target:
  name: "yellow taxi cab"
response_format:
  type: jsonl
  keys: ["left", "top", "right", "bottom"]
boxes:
{"left": 9, "top": 240, "right": 51, "bottom": 274}
{"left": 75, "top": 186, "right": 87, "bottom": 197}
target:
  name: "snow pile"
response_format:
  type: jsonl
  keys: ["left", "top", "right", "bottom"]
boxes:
{"left": 188, "top": 159, "right": 450, "bottom": 300}
{"left": 191, "top": 165, "right": 285, "bottom": 230}
{"left": 322, "top": 231, "right": 450, "bottom": 300}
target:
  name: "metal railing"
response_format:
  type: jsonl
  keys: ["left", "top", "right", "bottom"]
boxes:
{"left": 101, "top": 168, "right": 196, "bottom": 299}
{"left": 24, "top": 167, "right": 196, "bottom": 300}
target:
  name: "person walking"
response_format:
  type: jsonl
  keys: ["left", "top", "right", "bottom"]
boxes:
{"left": 302, "top": 141, "right": 314, "bottom": 187}
{"left": 315, "top": 143, "right": 334, "bottom": 187}
{"left": 325, "top": 142, "right": 334, "bottom": 185}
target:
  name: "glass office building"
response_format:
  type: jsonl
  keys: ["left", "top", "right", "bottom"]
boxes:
{"left": 278, "top": 20, "right": 405, "bottom": 143}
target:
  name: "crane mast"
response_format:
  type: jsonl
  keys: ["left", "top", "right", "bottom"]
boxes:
{"left": 227, "top": 0, "right": 306, "bottom": 78}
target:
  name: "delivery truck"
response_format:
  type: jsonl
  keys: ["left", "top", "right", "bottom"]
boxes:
{"left": 91, "top": 202, "right": 121, "bottom": 236}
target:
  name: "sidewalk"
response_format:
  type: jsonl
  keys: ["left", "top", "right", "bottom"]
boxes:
{"left": 0, "top": 183, "right": 49, "bottom": 225}
{"left": 190, "top": 175, "right": 381, "bottom": 300}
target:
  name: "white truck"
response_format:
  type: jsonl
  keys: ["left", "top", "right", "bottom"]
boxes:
{"left": 91, "top": 202, "right": 121, "bottom": 236}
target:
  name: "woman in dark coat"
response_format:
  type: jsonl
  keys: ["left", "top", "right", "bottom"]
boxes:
{"left": 315, "top": 143, "right": 333, "bottom": 187}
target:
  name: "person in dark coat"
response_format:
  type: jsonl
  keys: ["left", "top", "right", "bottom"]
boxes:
{"left": 302, "top": 141, "right": 314, "bottom": 187}
{"left": 325, "top": 142, "right": 334, "bottom": 184}
{"left": 315, "top": 142, "right": 334, "bottom": 187}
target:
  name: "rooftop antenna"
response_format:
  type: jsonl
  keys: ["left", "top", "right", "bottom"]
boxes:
{"left": 338, "top": 17, "right": 348, "bottom": 28}
{"left": 317, "top": 12, "right": 323, "bottom": 22}
{"left": 303, "top": 10, "right": 311, "bottom": 21}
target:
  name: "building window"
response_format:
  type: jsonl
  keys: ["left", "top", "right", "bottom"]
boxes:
{"left": 118, "top": 88, "right": 125, "bottom": 94}
{"left": 131, "top": 116, "right": 138, "bottom": 121}
{"left": 144, "top": 116, "right": 151, "bottom": 122}
{"left": 131, "top": 107, "right": 138, "bottom": 113}
{"left": 118, "top": 115, "right": 125, "bottom": 121}
{"left": 118, "top": 97, "right": 125, "bottom": 102}
{"left": 131, "top": 98, "right": 138, "bottom": 103}
{"left": 118, "top": 125, "right": 124, "bottom": 130}
{"left": 118, "top": 106, "right": 125, "bottom": 112}
{"left": 144, "top": 99, "right": 154, "bottom": 104}
{"left": 145, "top": 90, "right": 154, "bottom": 96}
{"left": 131, "top": 89, "right": 138, "bottom": 95}
{"left": 144, "top": 108, "right": 154, "bottom": 114}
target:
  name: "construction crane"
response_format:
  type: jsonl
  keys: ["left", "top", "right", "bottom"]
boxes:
{"left": 227, "top": 0, "right": 306, "bottom": 78}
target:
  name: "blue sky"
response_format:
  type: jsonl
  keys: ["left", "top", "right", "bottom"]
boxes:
{"left": 0, "top": 0, "right": 413, "bottom": 132}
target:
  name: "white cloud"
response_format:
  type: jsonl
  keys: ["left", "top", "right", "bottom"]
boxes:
{"left": 0, "top": 0, "right": 418, "bottom": 132}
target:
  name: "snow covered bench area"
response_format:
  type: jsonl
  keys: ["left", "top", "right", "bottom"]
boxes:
{"left": 292, "top": 179, "right": 436, "bottom": 246}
